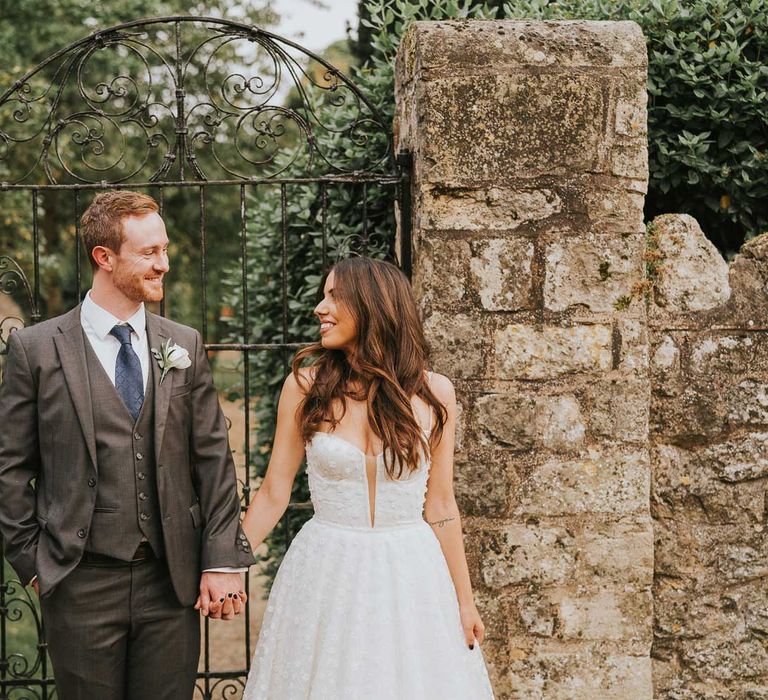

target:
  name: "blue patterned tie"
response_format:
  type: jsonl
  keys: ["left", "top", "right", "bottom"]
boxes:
{"left": 110, "top": 324, "right": 144, "bottom": 422}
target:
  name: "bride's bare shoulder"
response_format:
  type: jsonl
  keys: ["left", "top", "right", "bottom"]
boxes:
{"left": 425, "top": 371, "right": 455, "bottom": 405}
{"left": 284, "top": 365, "right": 318, "bottom": 396}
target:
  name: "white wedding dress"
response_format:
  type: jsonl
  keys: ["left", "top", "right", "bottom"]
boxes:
{"left": 243, "top": 419, "right": 495, "bottom": 699}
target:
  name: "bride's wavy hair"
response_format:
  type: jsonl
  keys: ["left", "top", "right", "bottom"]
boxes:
{"left": 291, "top": 256, "right": 447, "bottom": 479}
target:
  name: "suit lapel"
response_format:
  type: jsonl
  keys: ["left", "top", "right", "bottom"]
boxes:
{"left": 53, "top": 306, "right": 98, "bottom": 470}
{"left": 146, "top": 311, "right": 171, "bottom": 464}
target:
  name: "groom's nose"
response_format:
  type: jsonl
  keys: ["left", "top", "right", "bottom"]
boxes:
{"left": 154, "top": 253, "right": 170, "bottom": 273}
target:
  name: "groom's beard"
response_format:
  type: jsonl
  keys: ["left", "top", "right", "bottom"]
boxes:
{"left": 112, "top": 268, "right": 165, "bottom": 303}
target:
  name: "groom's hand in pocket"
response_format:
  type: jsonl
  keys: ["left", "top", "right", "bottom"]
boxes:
{"left": 195, "top": 572, "right": 247, "bottom": 620}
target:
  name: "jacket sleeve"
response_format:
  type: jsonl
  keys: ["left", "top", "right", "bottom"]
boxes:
{"left": 188, "top": 330, "right": 255, "bottom": 570}
{"left": 0, "top": 332, "right": 41, "bottom": 585}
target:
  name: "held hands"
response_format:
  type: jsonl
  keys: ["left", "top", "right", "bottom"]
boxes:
{"left": 459, "top": 602, "right": 485, "bottom": 651}
{"left": 194, "top": 572, "right": 248, "bottom": 621}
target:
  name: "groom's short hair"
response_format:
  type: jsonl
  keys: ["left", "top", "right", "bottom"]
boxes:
{"left": 81, "top": 191, "right": 160, "bottom": 269}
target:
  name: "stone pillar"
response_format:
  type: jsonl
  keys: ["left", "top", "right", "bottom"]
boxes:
{"left": 395, "top": 20, "right": 652, "bottom": 698}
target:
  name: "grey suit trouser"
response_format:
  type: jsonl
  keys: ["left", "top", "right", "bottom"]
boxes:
{"left": 40, "top": 555, "right": 200, "bottom": 700}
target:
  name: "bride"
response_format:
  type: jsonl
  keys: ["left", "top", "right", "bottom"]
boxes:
{"left": 241, "top": 255, "right": 495, "bottom": 699}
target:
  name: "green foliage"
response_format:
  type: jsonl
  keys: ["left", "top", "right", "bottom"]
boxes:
{"left": 499, "top": 0, "right": 768, "bottom": 257}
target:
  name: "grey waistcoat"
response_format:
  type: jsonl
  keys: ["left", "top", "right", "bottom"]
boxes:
{"left": 83, "top": 334, "right": 164, "bottom": 560}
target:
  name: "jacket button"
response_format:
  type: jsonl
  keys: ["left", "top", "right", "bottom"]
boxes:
{"left": 140, "top": 513, "right": 149, "bottom": 521}
{"left": 134, "top": 432, "right": 142, "bottom": 441}
{"left": 136, "top": 453, "right": 143, "bottom": 461}
{"left": 139, "top": 492, "right": 148, "bottom": 501}
{"left": 88, "top": 477, "right": 96, "bottom": 487}
{"left": 137, "top": 472, "right": 146, "bottom": 480}
{"left": 77, "top": 528, "right": 87, "bottom": 538}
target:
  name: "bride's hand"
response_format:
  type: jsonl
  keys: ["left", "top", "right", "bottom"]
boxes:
{"left": 459, "top": 602, "right": 485, "bottom": 649}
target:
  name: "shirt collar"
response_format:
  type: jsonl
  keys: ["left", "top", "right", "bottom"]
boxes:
{"left": 81, "top": 290, "right": 146, "bottom": 342}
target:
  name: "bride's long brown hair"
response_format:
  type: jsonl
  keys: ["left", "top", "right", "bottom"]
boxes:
{"left": 292, "top": 256, "right": 447, "bottom": 479}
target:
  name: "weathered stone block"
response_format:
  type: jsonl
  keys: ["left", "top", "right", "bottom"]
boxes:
{"left": 727, "top": 379, "right": 768, "bottom": 427}
{"left": 610, "top": 143, "right": 649, "bottom": 180}
{"left": 518, "top": 594, "right": 558, "bottom": 637}
{"left": 474, "top": 392, "right": 585, "bottom": 452}
{"left": 453, "top": 452, "right": 514, "bottom": 518}
{"left": 651, "top": 383, "right": 728, "bottom": 440}
{"left": 414, "top": 236, "right": 473, "bottom": 310}
{"left": 652, "top": 440, "right": 768, "bottom": 526}
{"left": 514, "top": 447, "right": 649, "bottom": 517}
{"left": 480, "top": 523, "right": 576, "bottom": 589}
{"left": 493, "top": 323, "right": 613, "bottom": 379}
{"left": 397, "top": 20, "right": 647, "bottom": 79}
{"left": 470, "top": 238, "right": 534, "bottom": 311}
{"left": 544, "top": 233, "right": 645, "bottom": 313}
{"left": 690, "top": 332, "right": 768, "bottom": 376}
{"left": 582, "top": 185, "right": 646, "bottom": 227}
{"left": 616, "top": 316, "right": 649, "bottom": 373}
{"left": 650, "top": 213, "right": 731, "bottom": 313}
{"left": 582, "top": 374, "right": 649, "bottom": 442}
{"left": 706, "top": 432, "right": 768, "bottom": 483}
{"left": 419, "top": 72, "right": 609, "bottom": 185}
{"left": 557, "top": 588, "right": 652, "bottom": 642}
{"left": 615, "top": 83, "right": 648, "bottom": 137}
{"left": 651, "top": 334, "right": 680, "bottom": 371}
{"left": 423, "top": 311, "right": 487, "bottom": 378}
{"left": 503, "top": 644, "right": 652, "bottom": 700}
{"left": 579, "top": 518, "right": 654, "bottom": 585}
{"left": 423, "top": 186, "right": 562, "bottom": 231}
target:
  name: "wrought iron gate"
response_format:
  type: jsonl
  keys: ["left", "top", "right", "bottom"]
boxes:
{"left": 0, "top": 16, "right": 411, "bottom": 698}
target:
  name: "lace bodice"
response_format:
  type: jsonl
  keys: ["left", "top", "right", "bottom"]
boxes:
{"left": 305, "top": 430, "right": 432, "bottom": 529}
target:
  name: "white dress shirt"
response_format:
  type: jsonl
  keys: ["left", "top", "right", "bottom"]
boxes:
{"left": 81, "top": 291, "right": 150, "bottom": 388}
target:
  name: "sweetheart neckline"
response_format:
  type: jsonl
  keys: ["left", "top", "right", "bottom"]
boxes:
{"left": 310, "top": 429, "right": 432, "bottom": 461}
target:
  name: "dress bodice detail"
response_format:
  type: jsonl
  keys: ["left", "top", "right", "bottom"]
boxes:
{"left": 305, "top": 430, "right": 432, "bottom": 529}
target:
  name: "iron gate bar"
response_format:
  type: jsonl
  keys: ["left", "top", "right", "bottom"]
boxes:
{"left": 0, "top": 175, "right": 405, "bottom": 190}
{"left": 199, "top": 186, "right": 208, "bottom": 342}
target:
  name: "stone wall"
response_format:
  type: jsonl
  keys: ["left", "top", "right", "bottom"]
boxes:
{"left": 649, "top": 215, "right": 768, "bottom": 699}
{"left": 396, "top": 20, "right": 653, "bottom": 699}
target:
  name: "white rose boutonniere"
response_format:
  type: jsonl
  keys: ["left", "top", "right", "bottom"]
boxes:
{"left": 151, "top": 338, "right": 192, "bottom": 384}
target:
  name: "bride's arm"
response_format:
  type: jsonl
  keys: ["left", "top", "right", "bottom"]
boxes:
{"left": 423, "top": 373, "right": 486, "bottom": 650}
{"left": 241, "top": 370, "right": 308, "bottom": 550}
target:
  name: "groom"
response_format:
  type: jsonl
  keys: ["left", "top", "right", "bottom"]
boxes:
{"left": 0, "top": 191, "right": 256, "bottom": 699}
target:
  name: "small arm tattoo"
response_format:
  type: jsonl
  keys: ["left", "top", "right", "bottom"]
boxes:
{"left": 428, "top": 517, "right": 455, "bottom": 528}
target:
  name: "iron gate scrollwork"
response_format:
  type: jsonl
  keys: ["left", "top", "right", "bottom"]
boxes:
{"left": 0, "top": 15, "right": 412, "bottom": 699}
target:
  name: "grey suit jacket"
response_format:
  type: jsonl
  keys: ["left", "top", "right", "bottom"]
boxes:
{"left": 0, "top": 305, "right": 255, "bottom": 605}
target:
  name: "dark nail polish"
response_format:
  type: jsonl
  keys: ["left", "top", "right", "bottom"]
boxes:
{"left": 219, "top": 597, "right": 225, "bottom": 602}
{"left": 469, "top": 644, "right": 474, "bottom": 650}
{"left": 227, "top": 593, "right": 233, "bottom": 598}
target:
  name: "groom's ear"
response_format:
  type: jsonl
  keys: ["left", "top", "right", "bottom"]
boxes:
{"left": 92, "top": 245, "right": 115, "bottom": 272}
